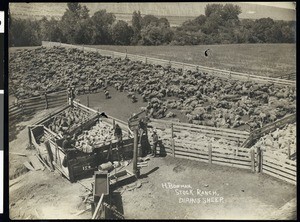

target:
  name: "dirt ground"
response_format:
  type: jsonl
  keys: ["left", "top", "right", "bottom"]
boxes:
{"left": 9, "top": 90, "right": 296, "bottom": 220}
{"left": 120, "top": 156, "right": 296, "bottom": 220}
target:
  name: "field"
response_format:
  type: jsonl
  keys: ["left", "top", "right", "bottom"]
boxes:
{"left": 86, "top": 43, "right": 296, "bottom": 78}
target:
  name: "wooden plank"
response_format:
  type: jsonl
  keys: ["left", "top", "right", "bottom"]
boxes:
{"left": 264, "top": 156, "right": 296, "bottom": 170}
{"left": 175, "top": 150, "right": 208, "bottom": 161}
{"left": 173, "top": 130, "right": 245, "bottom": 143}
{"left": 263, "top": 165, "right": 296, "bottom": 181}
{"left": 23, "top": 103, "right": 46, "bottom": 110}
{"left": 73, "top": 101, "right": 97, "bottom": 113}
{"left": 92, "top": 190, "right": 105, "bottom": 219}
{"left": 23, "top": 161, "right": 35, "bottom": 171}
{"left": 52, "top": 161, "right": 70, "bottom": 179}
{"left": 151, "top": 122, "right": 248, "bottom": 140}
{"left": 212, "top": 152, "right": 251, "bottom": 162}
{"left": 172, "top": 153, "right": 208, "bottom": 163}
{"left": 174, "top": 145, "right": 209, "bottom": 156}
{"left": 208, "top": 144, "right": 212, "bottom": 164}
{"left": 47, "top": 97, "right": 68, "bottom": 103}
{"left": 211, "top": 159, "right": 251, "bottom": 170}
{"left": 28, "top": 155, "right": 45, "bottom": 171}
{"left": 47, "top": 100, "right": 67, "bottom": 107}
{"left": 20, "top": 96, "right": 45, "bottom": 103}
{"left": 212, "top": 156, "right": 251, "bottom": 167}
{"left": 263, "top": 160, "right": 296, "bottom": 176}
{"left": 22, "top": 99, "right": 46, "bottom": 106}
{"left": 263, "top": 168, "right": 296, "bottom": 185}
{"left": 151, "top": 119, "right": 249, "bottom": 135}
{"left": 212, "top": 148, "right": 250, "bottom": 157}
{"left": 251, "top": 149, "right": 255, "bottom": 172}
{"left": 174, "top": 139, "right": 249, "bottom": 153}
{"left": 174, "top": 125, "right": 249, "bottom": 139}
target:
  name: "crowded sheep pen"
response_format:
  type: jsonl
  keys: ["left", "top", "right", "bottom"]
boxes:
{"left": 9, "top": 43, "right": 296, "bottom": 219}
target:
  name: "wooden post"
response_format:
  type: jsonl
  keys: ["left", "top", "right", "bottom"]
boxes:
{"left": 112, "top": 119, "right": 115, "bottom": 129}
{"left": 45, "top": 92, "right": 48, "bottom": 109}
{"left": 257, "top": 146, "right": 263, "bottom": 173}
{"left": 87, "top": 95, "right": 90, "bottom": 107}
{"left": 251, "top": 148, "right": 255, "bottom": 172}
{"left": 45, "top": 140, "right": 55, "bottom": 171}
{"left": 28, "top": 126, "right": 32, "bottom": 146}
{"left": 145, "top": 57, "right": 147, "bottom": 64}
{"left": 260, "top": 148, "right": 263, "bottom": 173}
{"left": 287, "top": 143, "right": 291, "bottom": 159}
{"left": 208, "top": 143, "right": 212, "bottom": 164}
{"left": 171, "top": 123, "right": 175, "bottom": 157}
{"left": 21, "top": 104, "right": 25, "bottom": 115}
{"left": 92, "top": 193, "right": 104, "bottom": 219}
{"left": 133, "top": 129, "right": 138, "bottom": 177}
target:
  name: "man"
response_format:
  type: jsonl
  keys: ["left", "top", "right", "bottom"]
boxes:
{"left": 151, "top": 130, "right": 159, "bottom": 157}
{"left": 62, "top": 133, "right": 75, "bottom": 151}
{"left": 68, "top": 86, "right": 75, "bottom": 106}
{"left": 114, "top": 124, "right": 124, "bottom": 160}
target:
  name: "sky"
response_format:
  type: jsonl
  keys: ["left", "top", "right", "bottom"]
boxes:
{"left": 247, "top": 2, "right": 296, "bottom": 9}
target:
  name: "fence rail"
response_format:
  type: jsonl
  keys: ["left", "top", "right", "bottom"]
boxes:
{"left": 42, "top": 41, "right": 295, "bottom": 87}
{"left": 9, "top": 90, "right": 68, "bottom": 122}
{"left": 149, "top": 118, "right": 249, "bottom": 144}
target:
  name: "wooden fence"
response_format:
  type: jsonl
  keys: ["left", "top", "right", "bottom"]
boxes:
{"left": 42, "top": 41, "right": 295, "bottom": 87}
{"left": 274, "top": 72, "right": 296, "bottom": 81}
{"left": 149, "top": 119, "right": 296, "bottom": 185}
{"left": 149, "top": 118, "right": 249, "bottom": 144}
{"left": 262, "top": 151, "right": 296, "bottom": 185}
{"left": 9, "top": 90, "right": 68, "bottom": 123}
{"left": 242, "top": 113, "right": 296, "bottom": 148}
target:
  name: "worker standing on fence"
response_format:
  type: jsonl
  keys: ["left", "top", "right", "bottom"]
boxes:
{"left": 68, "top": 86, "right": 75, "bottom": 106}
{"left": 151, "top": 130, "right": 159, "bottom": 157}
{"left": 114, "top": 124, "right": 124, "bottom": 161}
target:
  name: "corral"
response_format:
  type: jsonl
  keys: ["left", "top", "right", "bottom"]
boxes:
{"left": 9, "top": 43, "right": 296, "bottom": 219}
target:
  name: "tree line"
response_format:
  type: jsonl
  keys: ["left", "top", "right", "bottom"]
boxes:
{"left": 9, "top": 3, "right": 295, "bottom": 46}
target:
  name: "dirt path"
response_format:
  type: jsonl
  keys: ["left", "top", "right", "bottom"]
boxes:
{"left": 120, "top": 156, "right": 296, "bottom": 219}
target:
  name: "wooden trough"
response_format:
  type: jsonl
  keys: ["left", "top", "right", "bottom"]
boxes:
{"left": 28, "top": 101, "right": 134, "bottom": 182}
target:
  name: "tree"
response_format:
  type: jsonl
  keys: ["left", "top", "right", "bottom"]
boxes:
{"left": 90, "top": 10, "right": 116, "bottom": 44}
{"left": 158, "top": 17, "right": 170, "bottom": 27}
{"left": 205, "top": 4, "right": 223, "bottom": 17}
{"left": 74, "top": 18, "right": 94, "bottom": 44}
{"left": 140, "top": 23, "right": 173, "bottom": 45}
{"left": 252, "top": 17, "right": 275, "bottom": 42}
{"left": 9, "top": 16, "right": 42, "bottom": 46}
{"left": 67, "top": 2, "right": 81, "bottom": 14}
{"left": 60, "top": 3, "right": 91, "bottom": 44}
{"left": 131, "top": 11, "right": 142, "bottom": 44}
{"left": 40, "top": 17, "right": 65, "bottom": 42}
{"left": 141, "top": 15, "right": 159, "bottom": 27}
{"left": 112, "top": 20, "right": 134, "bottom": 45}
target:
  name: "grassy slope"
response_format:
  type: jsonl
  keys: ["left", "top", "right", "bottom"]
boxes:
{"left": 86, "top": 44, "right": 296, "bottom": 78}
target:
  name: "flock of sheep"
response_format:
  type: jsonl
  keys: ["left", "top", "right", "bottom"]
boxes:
{"left": 9, "top": 46, "right": 296, "bottom": 132}
{"left": 252, "top": 123, "right": 296, "bottom": 157}
{"left": 44, "top": 107, "right": 90, "bottom": 136}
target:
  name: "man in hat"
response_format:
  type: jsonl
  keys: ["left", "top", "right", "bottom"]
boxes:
{"left": 151, "top": 130, "right": 159, "bottom": 157}
{"left": 62, "top": 133, "right": 75, "bottom": 151}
